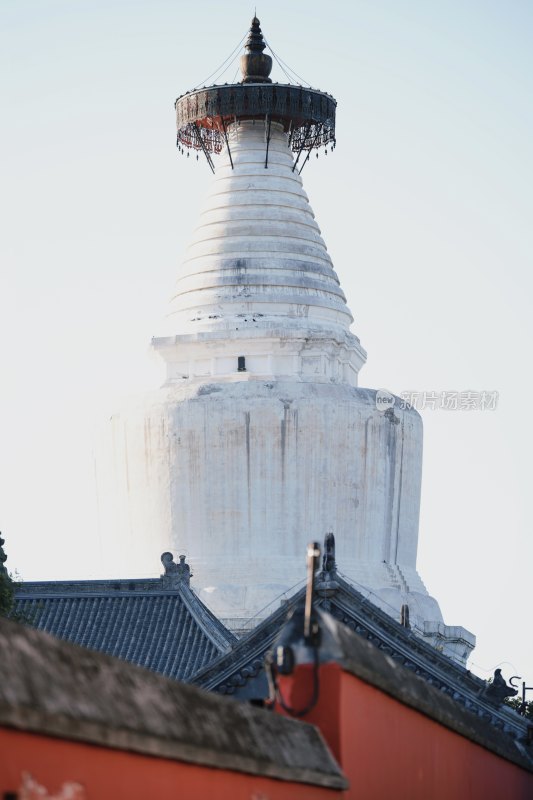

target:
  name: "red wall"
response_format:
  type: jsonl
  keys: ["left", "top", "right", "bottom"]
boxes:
{"left": 0, "top": 727, "right": 338, "bottom": 800}
{"left": 277, "top": 663, "right": 533, "bottom": 800}
{"left": 4, "top": 665, "right": 532, "bottom": 799}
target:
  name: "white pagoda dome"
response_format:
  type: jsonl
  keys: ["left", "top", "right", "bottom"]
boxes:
{"left": 97, "top": 17, "right": 474, "bottom": 665}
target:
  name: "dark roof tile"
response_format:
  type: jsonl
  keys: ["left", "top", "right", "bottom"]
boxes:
{"left": 14, "top": 578, "right": 236, "bottom": 682}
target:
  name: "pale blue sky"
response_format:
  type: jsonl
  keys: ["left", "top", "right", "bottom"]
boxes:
{"left": 1, "top": 1, "right": 532, "bottom": 680}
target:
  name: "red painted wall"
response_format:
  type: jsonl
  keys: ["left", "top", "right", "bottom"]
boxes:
{"left": 4, "top": 666, "right": 532, "bottom": 799}
{"left": 277, "top": 663, "right": 533, "bottom": 800}
{"left": 0, "top": 727, "right": 338, "bottom": 800}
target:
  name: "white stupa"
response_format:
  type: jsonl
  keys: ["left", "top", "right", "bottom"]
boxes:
{"left": 97, "top": 18, "right": 474, "bottom": 664}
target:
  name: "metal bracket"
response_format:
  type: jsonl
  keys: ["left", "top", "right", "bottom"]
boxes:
{"left": 193, "top": 123, "right": 215, "bottom": 173}
{"left": 292, "top": 122, "right": 312, "bottom": 173}
{"left": 299, "top": 125, "right": 324, "bottom": 175}
{"left": 221, "top": 117, "right": 234, "bottom": 170}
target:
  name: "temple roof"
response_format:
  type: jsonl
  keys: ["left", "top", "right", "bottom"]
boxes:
{"left": 192, "top": 567, "right": 527, "bottom": 743}
{"left": 13, "top": 554, "right": 236, "bottom": 682}
{"left": 11, "top": 548, "right": 528, "bottom": 745}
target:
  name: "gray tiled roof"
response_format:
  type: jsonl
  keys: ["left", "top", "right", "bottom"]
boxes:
{"left": 193, "top": 571, "right": 528, "bottom": 743}
{"left": 14, "top": 575, "right": 236, "bottom": 682}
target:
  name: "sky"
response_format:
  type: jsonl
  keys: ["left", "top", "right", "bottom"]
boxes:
{"left": 0, "top": 0, "right": 532, "bottom": 683}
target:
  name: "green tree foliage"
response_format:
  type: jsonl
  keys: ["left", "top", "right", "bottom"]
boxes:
{"left": 504, "top": 697, "right": 533, "bottom": 720}
{"left": 0, "top": 570, "right": 14, "bottom": 616}
{"left": 0, "top": 532, "right": 15, "bottom": 617}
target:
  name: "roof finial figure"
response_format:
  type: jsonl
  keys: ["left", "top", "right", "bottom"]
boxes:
{"left": 240, "top": 16, "right": 272, "bottom": 83}
{"left": 322, "top": 532, "right": 337, "bottom": 575}
{"left": 161, "top": 552, "right": 192, "bottom": 587}
{"left": 485, "top": 668, "right": 518, "bottom": 704}
{"left": 315, "top": 532, "right": 339, "bottom": 599}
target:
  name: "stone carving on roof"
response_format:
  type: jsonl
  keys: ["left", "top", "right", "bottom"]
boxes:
{"left": 316, "top": 532, "right": 339, "bottom": 596}
{"left": 322, "top": 532, "right": 336, "bottom": 575}
{"left": 485, "top": 669, "right": 519, "bottom": 703}
{"left": 161, "top": 552, "right": 192, "bottom": 588}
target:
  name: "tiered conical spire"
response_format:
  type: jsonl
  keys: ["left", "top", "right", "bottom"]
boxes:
{"left": 167, "top": 120, "right": 355, "bottom": 338}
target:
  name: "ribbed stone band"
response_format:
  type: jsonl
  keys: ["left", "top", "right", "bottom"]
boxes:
{"left": 167, "top": 121, "right": 353, "bottom": 336}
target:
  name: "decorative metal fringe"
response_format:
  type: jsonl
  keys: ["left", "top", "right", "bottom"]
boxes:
{"left": 177, "top": 120, "right": 335, "bottom": 155}
{"left": 177, "top": 124, "right": 224, "bottom": 155}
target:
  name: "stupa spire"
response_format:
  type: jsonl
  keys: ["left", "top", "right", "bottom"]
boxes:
{"left": 165, "top": 16, "right": 357, "bottom": 355}
{"left": 240, "top": 16, "right": 272, "bottom": 83}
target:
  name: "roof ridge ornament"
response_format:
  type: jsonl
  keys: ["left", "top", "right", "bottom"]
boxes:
{"left": 316, "top": 532, "right": 339, "bottom": 596}
{"left": 322, "top": 532, "right": 336, "bottom": 575}
{"left": 160, "top": 552, "right": 192, "bottom": 588}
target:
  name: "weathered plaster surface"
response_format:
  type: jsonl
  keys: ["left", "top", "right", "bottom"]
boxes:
{"left": 97, "top": 119, "right": 473, "bottom": 660}
{"left": 99, "top": 382, "right": 444, "bottom": 632}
